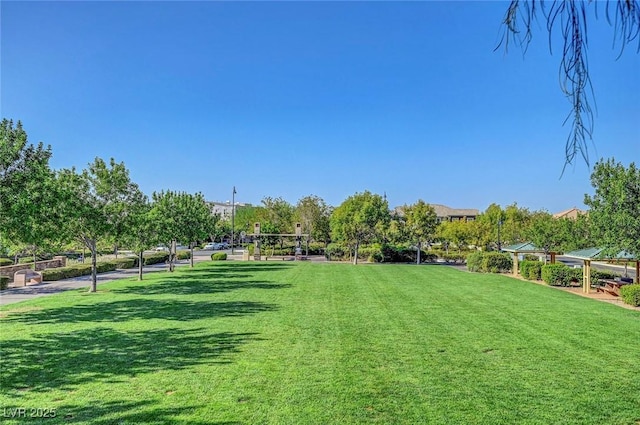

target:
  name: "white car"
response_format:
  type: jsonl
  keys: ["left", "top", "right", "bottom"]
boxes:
{"left": 203, "top": 243, "right": 216, "bottom": 250}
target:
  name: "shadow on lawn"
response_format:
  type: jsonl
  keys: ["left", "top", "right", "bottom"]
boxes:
{"left": 114, "top": 277, "right": 293, "bottom": 296}
{"left": 1, "top": 327, "right": 261, "bottom": 394}
{"left": 3, "top": 299, "right": 278, "bottom": 324}
{"left": 54, "top": 399, "right": 242, "bottom": 425}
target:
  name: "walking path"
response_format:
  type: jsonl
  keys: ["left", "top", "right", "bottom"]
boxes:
{"left": 0, "top": 262, "right": 186, "bottom": 306}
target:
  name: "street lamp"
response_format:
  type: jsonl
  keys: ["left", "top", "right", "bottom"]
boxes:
{"left": 231, "top": 186, "right": 236, "bottom": 255}
{"left": 497, "top": 219, "right": 503, "bottom": 251}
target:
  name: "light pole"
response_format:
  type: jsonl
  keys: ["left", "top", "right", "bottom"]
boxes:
{"left": 231, "top": 186, "right": 236, "bottom": 255}
{"left": 497, "top": 219, "right": 503, "bottom": 251}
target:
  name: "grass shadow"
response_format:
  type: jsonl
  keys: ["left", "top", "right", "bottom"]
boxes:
{"left": 113, "top": 277, "right": 293, "bottom": 296}
{"left": 53, "top": 399, "right": 242, "bottom": 425}
{"left": 1, "top": 327, "right": 261, "bottom": 394}
{"left": 3, "top": 299, "right": 279, "bottom": 324}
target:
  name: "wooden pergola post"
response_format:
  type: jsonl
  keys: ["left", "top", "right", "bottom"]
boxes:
{"left": 550, "top": 253, "right": 556, "bottom": 264}
{"left": 513, "top": 252, "right": 519, "bottom": 275}
{"left": 636, "top": 260, "right": 639, "bottom": 284}
{"left": 583, "top": 260, "right": 591, "bottom": 293}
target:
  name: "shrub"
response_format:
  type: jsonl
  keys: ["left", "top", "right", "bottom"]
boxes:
{"left": 113, "top": 257, "right": 137, "bottom": 269}
{"left": 0, "top": 276, "right": 8, "bottom": 290}
{"left": 0, "top": 258, "right": 13, "bottom": 267}
{"left": 143, "top": 252, "right": 169, "bottom": 265}
{"left": 442, "top": 253, "right": 467, "bottom": 264}
{"left": 325, "top": 244, "right": 349, "bottom": 261}
{"left": 211, "top": 252, "right": 227, "bottom": 261}
{"left": 466, "top": 252, "right": 484, "bottom": 272}
{"left": 520, "top": 260, "right": 542, "bottom": 280}
{"left": 482, "top": 252, "right": 513, "bottom": 273}
{"left": 541, "top": 264, "right": 571, "bottom": 286}
{"left": 620, "top": 285, "right": 640, "bottom": 307}
{"left": 176, "top": 250, "right": 191, "bottom": 260}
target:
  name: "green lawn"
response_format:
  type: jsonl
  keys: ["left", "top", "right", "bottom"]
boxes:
{"left": 1, "top": 262, "right": 639, "bottom": 424}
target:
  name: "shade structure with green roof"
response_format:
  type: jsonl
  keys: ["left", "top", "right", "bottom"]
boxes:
{"left": 563, "top": 248, "right": 639, "bottom": 293}
{"left": 501, "top": 242, "right": 558, "bottom": 276}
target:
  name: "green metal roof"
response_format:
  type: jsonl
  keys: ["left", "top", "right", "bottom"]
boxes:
{"left": 563, "top": 247, "right": 636, "bottom": 260}
{"left": 501, "top": 242, "right": 543, "bottom": 253}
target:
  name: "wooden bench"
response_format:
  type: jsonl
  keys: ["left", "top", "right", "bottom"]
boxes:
{"left": 596, "top": 279, "right": 631, "bottom": 296}
{"left": 13, "top": 269, "right": 43, "bottom": 287}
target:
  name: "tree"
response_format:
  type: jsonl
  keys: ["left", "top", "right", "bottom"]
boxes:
{"left": 498, "top": 1, "right": 640, "bottom": 169}
{"left": 584, "top": 159, "right": 640, "bottom": 257}
{"left": 295, "top": 195, "right": 332, "bottom": 245}
{"left": 476, "top": 203, "right": 506, "bottom": 250}
{"left": 58, "top": 158, "right": 143, "bottom": 292}
{"left": 526, "top": 211, "right": 565, "bottom": 261}
{"left": 436, "top": 220, "right": 473, "bottom": 255}
{"left": 403, "top": 200, "right": 438, "bottom": 264}
{"left": 0, "top": 119, "right": 57, "bottom": 260}
{"left": 330, "top": 191, "right": 390, "bottom": 265}
{"left": 261, "top": 197, "right": 295, "bottom": 249}
{"left": 123, "top": 199, "right": 156, "bottom": 281}
{"left": 151, "top": 191, "right": 215, "bottom": 270}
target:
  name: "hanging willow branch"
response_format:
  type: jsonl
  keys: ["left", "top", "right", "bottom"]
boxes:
{"left": 496, "top": 0, "right": 640, "bottom": 173}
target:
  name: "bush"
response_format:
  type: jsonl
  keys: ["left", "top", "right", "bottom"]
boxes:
{"left": 620, "top": 285, "right": 640, "bottom": 307}
{"left": 113, "top": 257, "right": 137, "bottom": 269}
{"left": 325, "top": 243, "right": 349, "bottom": 261}
{"left": 211, "top": 252, "right": 228, "bottom": 261}
{"left": 466, "top": 251, "right": 512, "bottom": 273}
{"left": 40, "top": 261, "right": 118, "bottom": 281}
{"left": 176, "top": 250, "right": 191, "bottom": 260}
{"left": 541, "top": 264, "right": 571, "bottom": 286}
{"left": 143, "top": 252, "right": 169, "bottom": 265}
{"left": 520, "top": 260, "right": 542, "bottom": 280}
{"left": 0, "top": 276, "right": 8, "bottom": 290}
{"left": 482, "top": 252, "right": 513, "bottom": 273}
{"left": 0, "top": 258, "right": 13, "bottom": 267}
{"left": 466, "top": 252, "right": 484, "bottom": 272}
{"left": 442, "top": 253, "right": 467, "bottom": 264}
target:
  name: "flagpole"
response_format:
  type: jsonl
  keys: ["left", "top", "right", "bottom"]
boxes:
{"left": 231, "top": 186, "right": 236, "bottom": 255}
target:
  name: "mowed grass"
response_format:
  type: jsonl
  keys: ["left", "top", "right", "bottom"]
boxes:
{"left": 1, "top": 262, "right": 639, "bottom": 425}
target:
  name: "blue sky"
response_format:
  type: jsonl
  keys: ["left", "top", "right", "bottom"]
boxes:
{"left": 2, "top": 1, "right": 638, "bottom": 213}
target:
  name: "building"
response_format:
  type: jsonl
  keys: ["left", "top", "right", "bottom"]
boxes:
{"left": 552, "top": 207, "right": 586, "bottom": 220}
{"left": 207, "top": 201, "right": 250, "bottom": 220}
{"left": 394, "top": 203, "right": 479, "bottom": 222}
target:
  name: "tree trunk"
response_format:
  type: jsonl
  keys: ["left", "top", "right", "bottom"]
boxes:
{"left": 138, "top": 250, "right": 144, "bottom": 281}
{"left": 89, "top": 240, "right": 97, "bottom": 292}
{"left": 416, "top": 241, "right": 421, "bottom": 265}
{"left": 190, "top": 246, "right": 194, "bottom": 268}
{"left": 353, "top": 240, "right": 359, "bottom": 265}
{"left": 169, "top": 239, "right": 176, "bottom": 272}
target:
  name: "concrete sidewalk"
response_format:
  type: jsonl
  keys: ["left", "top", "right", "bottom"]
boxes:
{"left": 0, "top": 261, "right": 188, "bottom": 306}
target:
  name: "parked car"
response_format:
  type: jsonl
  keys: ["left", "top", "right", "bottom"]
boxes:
{"left": 203, "top": 243, "right": 216, "bottom": 250}
{"left": 154, "top": 246, "right": 169, "bottom": 252}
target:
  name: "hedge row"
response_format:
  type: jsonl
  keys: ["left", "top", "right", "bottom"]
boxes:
{"left": 520, "top": 260, "right": 542, "bottom": 280}
{"left": 467, "top": 252, "right": 513, "bottom": 273}
{"left": 41, "top": 261, "right": 118, "bottom": 281}
{"left": 620, "top": 285, "right": 640, "bottom": 306}
{"left": 0, "top": 276, "right": 9, "bottom": 290}
{"left": 246, "top": 244, "right": 325, "bottom": 256}
{"left": 539, "top": 263, "right": 619, "bottom": 286}
{"left": 324, "top": 243, "right": 468, "bottom": 264}
{"left": 211, "top": 252, "right": 227, "bottom": 261}
{"left": 0, "top": 258, "right": 13, "bottom": 267}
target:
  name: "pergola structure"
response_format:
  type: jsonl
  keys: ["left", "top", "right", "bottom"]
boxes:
{"left": 501, "top": 242, "right": 557, "bottom": 276}
{"left": 563, "top": 248, "right": 639, "bottom": 293}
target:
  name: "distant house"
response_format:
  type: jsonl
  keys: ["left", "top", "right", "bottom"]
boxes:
{"left": 553, "top": 207, "right": 586, "bottom": 220}
{"left": 394, "top": 203, "right": 479, "bottom": 222}
{"left": 207, "top": 201, "right": 250, "bottom": 220}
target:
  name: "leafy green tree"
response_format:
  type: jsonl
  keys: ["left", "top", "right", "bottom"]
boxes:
{"left": 261, "top": 197, "right": 295, "bottom": 249}
{"left": 151, "top": 191, "right": 215, "bottom": 270}
{"left": 295, "top": 195, "right": 332, "bottom": 245}
{"left": 436, "top": 220, "right": 473, "bottom": 255}
{"left": 403, "top": 200, "right": 438, "bottom": 264}
{"left": 123, "top": 199, "right": 156, "bottom": 280}
{"left": 526, "top": 212, "right": 565, "bottom": 261}
{"left": 502, "top": 203, "right": 532, "bottom": 246}
{"left": 330, "top": 191, "right": 390, "bottom": 265}
{"left": 58, "top": 158, "right": 143, "bottom": 292}
{"left": 584, "top": 159, "right": 640, "bottom": 257}
{"left": 0, "top": 119, "right": 58, "bottom": 262}
{"left": 476, "top": 203, "right": 506, "bottom": 250}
